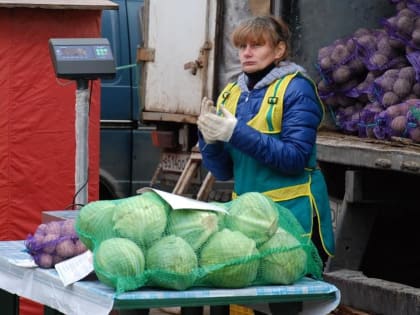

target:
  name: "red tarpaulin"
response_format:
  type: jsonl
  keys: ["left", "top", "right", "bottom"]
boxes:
{"left": 0, "top": 7, "right": 102, "bottom": 315}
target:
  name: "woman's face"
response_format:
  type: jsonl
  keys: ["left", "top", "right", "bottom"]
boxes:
{"left": 238, "top": 39, "right": 285, "bottom": 73}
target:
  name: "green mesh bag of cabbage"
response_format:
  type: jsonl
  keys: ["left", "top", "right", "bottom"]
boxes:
{"left": 75, "top": 190, "right": 323, "bottom": 293}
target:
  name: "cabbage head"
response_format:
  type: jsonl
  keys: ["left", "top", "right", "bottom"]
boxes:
{"left": 167, "top": 209, "right": 219, "bottom": 250}
{"left": 76, "top": 200, "right": 118, "bottom": 250}
{"left": 146, "top": 235, "right": 198, "bottom": 290}
{"left": 225, "top": 192, "right": 278, "bottom": 246}
{"left": 94, "top": 237, "right": 145, "bottom": 291}
{"left": 113, "top": 192, "right": 168, "bottom": 249}
{"left": 199, "top": 229, "right": 259, "bottom": 288}
{"left": 258, "top": 227, "right": 307, "bottom": 284}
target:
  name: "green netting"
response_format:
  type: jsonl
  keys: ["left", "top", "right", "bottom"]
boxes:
{"left": 75, "top": 191, "right": 323, "bottom": 293}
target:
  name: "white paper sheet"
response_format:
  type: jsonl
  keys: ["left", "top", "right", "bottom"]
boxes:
{"left": 137, "top": 187, "right": 228, "bottom": 213}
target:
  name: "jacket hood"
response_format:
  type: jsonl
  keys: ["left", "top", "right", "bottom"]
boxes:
{"left": 237, "top": 61, "right": 307, "bottom": 92}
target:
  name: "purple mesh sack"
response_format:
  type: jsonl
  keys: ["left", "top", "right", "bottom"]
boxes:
{"left": 373, "top": 100, "right": 419, "bottom": 139}
{"left": 407, "top": 51, "right": 420, "bottom": 81}
{"left": 316, "top": 37, "right": 360, "bottom": 85}
{"left": 334, "top": 104, "right": 363, "bottom": 135}
{"left": 358, "top": 103, "right": 384, "bottom": 138}
{"left": 25, "top": 219, "right": 88, "bottom": 268}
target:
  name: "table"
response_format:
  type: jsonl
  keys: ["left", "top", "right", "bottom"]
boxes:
{"left": 0, "top": 240, "right": 340, "bottom": 315}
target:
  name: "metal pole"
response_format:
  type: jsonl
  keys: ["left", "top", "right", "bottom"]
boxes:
{"left": 74, "top": 79, "right": 89, "bottom": 206}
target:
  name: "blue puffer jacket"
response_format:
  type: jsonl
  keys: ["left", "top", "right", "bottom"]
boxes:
{"left": 199, "top": 63, "right": 323, "bottom": 180}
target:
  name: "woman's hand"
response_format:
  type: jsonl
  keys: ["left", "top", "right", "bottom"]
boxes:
{"left": 197, "top": 107, "right": 237, "bottom": 142}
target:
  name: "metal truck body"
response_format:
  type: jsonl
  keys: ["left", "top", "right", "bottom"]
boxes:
{"left": 100, "top": 1, "right": 420, "bottom": 313}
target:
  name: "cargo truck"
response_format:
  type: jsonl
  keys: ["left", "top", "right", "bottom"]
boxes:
{"left": 100, "top": 1, "right": 420, "bottom": 314}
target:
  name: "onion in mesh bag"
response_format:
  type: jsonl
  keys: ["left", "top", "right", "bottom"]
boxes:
{"left": 146, "top": 235, "right": 198, "bottom": 290}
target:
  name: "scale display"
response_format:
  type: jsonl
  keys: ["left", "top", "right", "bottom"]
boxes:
{"left": 49, "top": 38, "right": 116, "bottom": 80}
{"left": 54, "top": 45, "right": 113, "bottom": 61}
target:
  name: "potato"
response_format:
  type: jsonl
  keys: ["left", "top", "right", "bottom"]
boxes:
{"left": 319, "top": 56, "right": 333, "bottom": 70}
{"left": 377, "top": 36, "right": 393, "bottom": 56}
{"left": 332, "top": 65, "right": 351, "bottom": 84}
{"left": 381, "top": 91, "right": 400, "bottom": 107}
{"left": 398, "top": 67, "right": 415, "bottom": 81}
{"left": 369, "top": 53, "right": 389, "bottom": 69}
{"left": 393, "top": 78, "right": 412, "bottom": 98}
{"left": 61, "top": 219, "right": 76, "bottom": 236}
{"left": 35, "top": 223, "right": 48, "bottom": 235}
{"left": 385, "top": 16, "right": 398, "bottom": 28}
{"left": 56, "top": 239, "right": 76, "bottom": 258}
{"left": 412, "top": 83, "right": 420, "bottom": 96}
{"left": 74, "top": 239, "right": 88, "bottom": 255}
{"left": 331, "top": 44, "right": 351, "bottom": 64}
{"left": 42, "top": 233, "right": 59, "bottom": 254}
{"left": 397, "top": 15, "right": 414, "bottom": 35}
{"left": 31, "top": 233, "right": 45, "bottom": 249}
{"left": 45, "top": 221, "right": 61, "bottom": 235}
{"left": 378, "top": 76, "right": 397, "bottom": 91}
{"left": 348, "top": 57, "right": 365, "bottom": 73}
{"left": 386, "top": 104, "right": 403, "bottom": 118}
{"left": 409, "top": 127, "right": 420, "bottom": 142}
{"left": 399, "top": 8, "right": 417, "bottom": 19}
{"left": 411, "top": 29, "right": 420, "bottom": 47}
{"left": 356, "top": 34, "right": 376, "bottom": 50}
{"left": 404, "top": 98, "right": 420, "bottom": 106}
{"left": 346, "top": 38, "right": 356, "bottom": 51}
{"left": 353, "top": 28, "right": 371, "bottom": 38}
{"left": 383, "top": 69, "right": 400, "bottom": 78}
{"left": 317, "top": 79, "right": 331, "bottom": 94}
{"left": 389, "top": 38, "right": 405, "bottom": 50}
{"left": 390, "top": 116, "right": 407, "bottom": 136}
{"left": 318, "top": 46, "right": 331, "bottom": 59}
{"left": 398, "top": 101, "right": 411, "bottom": 115}
{"left": 37, "top": 253, "right": 53, "bottom": 268}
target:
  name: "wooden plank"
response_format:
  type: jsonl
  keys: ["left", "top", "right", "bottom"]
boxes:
{"left": 316, "top": 131, "right": 420, "bottom": 174}
{"left": 0, "top": 0, "right": 118, "bottom": 10}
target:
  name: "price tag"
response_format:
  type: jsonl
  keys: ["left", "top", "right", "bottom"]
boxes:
{"left": 55, "top": 250, "right": 94, "bottom": 287}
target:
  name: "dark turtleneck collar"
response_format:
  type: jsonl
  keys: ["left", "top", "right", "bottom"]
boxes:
{"left": 245, "top": 62, "right": 276, "bottom": 90}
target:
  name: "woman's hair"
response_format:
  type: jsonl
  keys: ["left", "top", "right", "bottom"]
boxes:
{"left": 231, "top": 15, "right": 291, "bottom": 61}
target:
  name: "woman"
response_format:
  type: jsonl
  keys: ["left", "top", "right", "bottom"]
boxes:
{"left": 197, "top": 15, "right": 335, "bottom": 263}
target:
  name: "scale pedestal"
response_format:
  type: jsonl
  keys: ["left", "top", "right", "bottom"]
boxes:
{"left": 49, "top": 38, "right": 116, "bottom": 206}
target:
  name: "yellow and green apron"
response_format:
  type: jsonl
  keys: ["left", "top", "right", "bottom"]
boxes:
{"left": 216, "top": 72, "right": 335, "bottom": 257}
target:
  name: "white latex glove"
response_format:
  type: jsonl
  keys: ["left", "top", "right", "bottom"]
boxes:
{"left": 200, "top": 96, "right": 216, "bottom": 115}
{"left": 198, "top": 97, "right": 217, "bottom": 144}
{"left": 197, "top": 107, "right": 237, "bottom": 142}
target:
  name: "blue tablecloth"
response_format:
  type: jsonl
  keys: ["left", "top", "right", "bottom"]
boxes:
{"left": 0, "top": 240, "right": 340, "bottom": 315}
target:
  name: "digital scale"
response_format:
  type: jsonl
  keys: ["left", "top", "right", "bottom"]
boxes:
{"left": 49, "top": 38, "right": 116, "bottom": 206}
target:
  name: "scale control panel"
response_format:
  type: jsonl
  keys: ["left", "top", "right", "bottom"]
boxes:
{"left": 49, "top": 38, "right": 116, "bottom": 80}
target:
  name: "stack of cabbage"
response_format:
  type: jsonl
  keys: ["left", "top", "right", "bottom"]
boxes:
{"left": 76, "top": 191, "right": 322, "bottom": 293}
